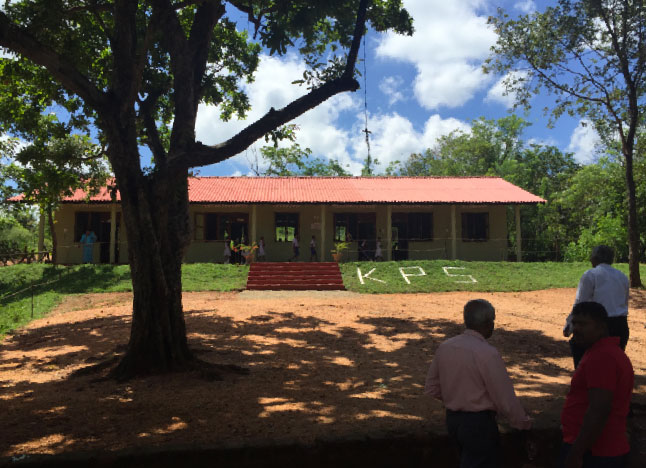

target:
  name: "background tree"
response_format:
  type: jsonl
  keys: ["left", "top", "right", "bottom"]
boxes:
{"left": 390, "top": 116, "right": 528, "bottom": 176}
{"left": 360, "top": 152, "right": 379, "bottom": 176}
{"left": 246, "top": 125, "right": 351, "bottom": 176}
{"left": 249, "top": 143, "right": 351, "bottom": 176}
{"left": 486, "top": 0, "right": 646, "bottom": 286}
{"left": 6, "top": 136, "right": 110, "bottom": 263}
{"left": 1, "top": 137, "right": 40, "bottom": 254}
{"left": 0, "top": 0, "right": 412, "bottom": 379}
{"left": 387, "top": 116, "right": 579, "bottom": 260}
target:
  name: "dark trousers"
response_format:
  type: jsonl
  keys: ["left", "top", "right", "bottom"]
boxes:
{"left": 570, "top": 315, "right": 629, "bottom": 368}
{"left": 446, "top": 409, "right": 500, "bottom": 468}
{"left": 557, "top": 443, "right": 628, "bottom": 468}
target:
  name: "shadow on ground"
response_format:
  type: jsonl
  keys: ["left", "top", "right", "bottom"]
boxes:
{"left": 1, "top": 296, "right": 644, "bottom": 467}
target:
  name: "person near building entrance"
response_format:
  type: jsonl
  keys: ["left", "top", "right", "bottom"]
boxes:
{"left": 79, "top": 229, "right": 97, "bottom": 264}
{"left": 425, "top": 299, "right": 532, "bottom": 468}
{"left": 563, "top": 245, "right": 630, "bottom": 368}
{"left": 290, "top": 234, "right": 300, "bottom": 261}
{"left": 223, "top": 239, "right": 231, "bottom": 264}
{"left": 558, "top": 301, "right": 633, "bottom": 468}
{"left": 310, "top": 235, "right": 318, "bottom": 261}
{"left": 257, "top": 236, "right": 266, "bottom": 261}
{"left": 374, "top": 237, "right": 383, "bottom": 261}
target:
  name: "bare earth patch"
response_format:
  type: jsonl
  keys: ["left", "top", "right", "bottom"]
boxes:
{"left": 1, "top": 289, "right": 646, "bottom": 459}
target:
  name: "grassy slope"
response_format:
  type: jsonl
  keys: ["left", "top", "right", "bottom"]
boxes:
{"left": 2, "top": 261, "right": 645, "bottom": 337}
{"left": 339, "top": 260, "right": 597, "bottom": 293}
{"left": 0, "top": 263, "right": 248, "bottom": 337}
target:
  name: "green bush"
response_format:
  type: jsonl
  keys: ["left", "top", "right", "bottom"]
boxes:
{"left": 563, "top": 214, "right": 628, "bottom": 262}
{"left": 0, "top": 216, "right": 37, "bottom": 252}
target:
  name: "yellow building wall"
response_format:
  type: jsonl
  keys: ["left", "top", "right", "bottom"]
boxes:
{"left": 456, "top": 205, "right": 508, "bottom": 261}
{"left": 54, "top": 204, "right": 128, "bottom": 264}
{"left": 55, "top": 203, "right": 510, "bottom": 264}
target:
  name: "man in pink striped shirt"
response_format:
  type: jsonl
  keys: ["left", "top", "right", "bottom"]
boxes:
{"left": 425, "top": 299, "right": 532, "bottom": 467}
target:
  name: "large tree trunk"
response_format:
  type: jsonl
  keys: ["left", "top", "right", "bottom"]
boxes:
{"left": 624, "top": 150, "right": 642, "bottom": 288}
{"left": 103, "top": 117, "right": 196, "bottom": 379}
{"left": 111, "top": 166, "right": 194, "bottom": 379}
{"left": 110, "top": 169, "right": 194, "bottom": 379}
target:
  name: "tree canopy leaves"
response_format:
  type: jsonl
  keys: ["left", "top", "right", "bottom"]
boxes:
{"left": 485, "top": 0, "right": 645, "bottom": 285}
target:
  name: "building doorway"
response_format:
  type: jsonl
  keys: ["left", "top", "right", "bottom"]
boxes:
{"left": 391, "top": 213, "right": 409, "bottom": 260}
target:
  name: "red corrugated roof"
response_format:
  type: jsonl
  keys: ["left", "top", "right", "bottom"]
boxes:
{"left": 8, "top": 185, "right": 121, "bottom": 203}
{"left": 11, "top": 177, "right": 546, "bottom": 204}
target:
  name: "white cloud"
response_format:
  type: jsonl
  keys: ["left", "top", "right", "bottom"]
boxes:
{"left": 351, "top": 112, "right": 469, "bottom": 170}
{"left": 379, "top": 76, "right": 406, "bottom": 106}
{"left": 375, "top": 0, "right": 497, "bottom": 110}
{"left": 527, "top": 136, "right": 559, "bottom": 148}
{"left": 421, "top": 115, "right": 470, "bottom": 148}
{"left": 514, "top": 1, "right": 536, "bottom": 14}
{"left": 196, "top": 53, "right": 361, "bottom": 172}
{"left": 567, "top": 120, "right": 600, "bottom": 164}
{"left": 196, "top": 48, "right": 468, "bottom": 175}
{"left": 485, "top": 71, "right": 528, "bottom": 108}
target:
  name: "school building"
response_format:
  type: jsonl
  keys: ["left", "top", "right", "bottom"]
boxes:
{"left": 44, "top": 176, "right": 545, "bottom": 264}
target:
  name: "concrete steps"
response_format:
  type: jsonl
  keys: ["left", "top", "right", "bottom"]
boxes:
{"left": 246, "top": 262, "right": 345, "bottom": 291}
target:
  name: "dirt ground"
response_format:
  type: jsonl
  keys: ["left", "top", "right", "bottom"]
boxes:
{"left": 1, "top": 289, "right": 646, "bottom": 463}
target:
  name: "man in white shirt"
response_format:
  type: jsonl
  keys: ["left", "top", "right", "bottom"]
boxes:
{"left": 564, "top": 245, "right": 629, "bottom": 368}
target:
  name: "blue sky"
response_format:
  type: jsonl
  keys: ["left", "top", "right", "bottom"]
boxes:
{"left": 1, "top": 0, "right": 599, "bottom": 176}
{"left": 197, "top": 0, "right": 599, "bottom": 177}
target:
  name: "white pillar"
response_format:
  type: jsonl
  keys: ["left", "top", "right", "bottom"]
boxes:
{"left": 251, "top": 204, "right": 257, "bottom": 243}
{"left": 386, "top": 205, "right": 392, "bottom": 261}
{"left": 38, "top": 209, "right": 45, "bottom": 253}
{"left": 109, "top": 204, "right": 117, "bottom": 264}
{"left": 451, "top": 205, "right": 457, "bottom": 260}
{"left": 320, "top": 205, "right": 326, "bottom": 262}
{"left": 515, "top": 205, "right": 522, "bottom": 262}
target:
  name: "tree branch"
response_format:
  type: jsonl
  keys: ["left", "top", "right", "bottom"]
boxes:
{"left": 228, "top": 0, "right": 276, "bottom": 38}
{"left": 185, "top": 69, "right": 360, "bottom": 169}
{"left": 111, "top": 1, "right": 141, "bottom": 114}
{"left": 152, "top": 0, "right": 225, "bottom": 162}
{"left": 138, "top": 91, "right": 168, "bottom": 165}
{"left": 188, "top": 1, "right": 226, "bottom": 105}
{"left": 63, "top": 1, "right": 113, "bottom": 15}
{"left": 596, "top": 4, "right": 634, "bottom": 146}
{"left": 132, "top": 12, "right": 162, "bottom": 107}
{"left": 526, "top": 58, "right": 609, "bottom": 107}
{"left": 0, "top": 12, "right": 106, "bottom": 110}
{"left": 343, "top": 0, "right": 368, "bottom": 79}
{"left": 179, "top": 0, "right": 370, "bottom": 169}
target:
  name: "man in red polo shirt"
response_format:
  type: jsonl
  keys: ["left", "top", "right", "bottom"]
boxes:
{"left": 559, "top": 302, "right": 634, "bottom": 468}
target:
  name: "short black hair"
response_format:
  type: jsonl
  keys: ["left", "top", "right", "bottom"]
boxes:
{"left": 572, "top": 301, "right": 609, "bottom": 326}
{"left": 591, "top": 245, "right": 614, "bottom": 265}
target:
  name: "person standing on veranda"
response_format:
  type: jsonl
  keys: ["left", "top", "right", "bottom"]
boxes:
{"left": 222, "top": 239, "right": 231, "bottom": 264}
{"left": 309, "top": 235, "right": 318, "bottom": 262}
{"left": 563, "top": 245, "right": 630, "bottom": 368}
{"left": 425, "top": 299, "right": 532, "bottom": 468}
{"left": 79, "top": 229, "right": 97, "bottom": 264}
{"left": 257, "top": 236, "right": 266, "bottom": 261}
{"left": 374, "top": 237, "right": 383, "bottom": 261}
{"left": 290, "top": 234, "right": 300, "bottom": 262}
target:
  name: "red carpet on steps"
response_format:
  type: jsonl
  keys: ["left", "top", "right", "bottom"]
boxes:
{"left": 246, "top": 262, "right": 345, "bottom": 291}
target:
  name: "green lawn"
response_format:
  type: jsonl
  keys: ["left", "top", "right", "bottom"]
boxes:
{"left": 0, "top": 263, "right": 248, "bottom": 337}
{"left": 341, "top": 260, "right": 602, "bottom": 293}
{"left": 1, "top": 261, "right": 644, "bottom": 337}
